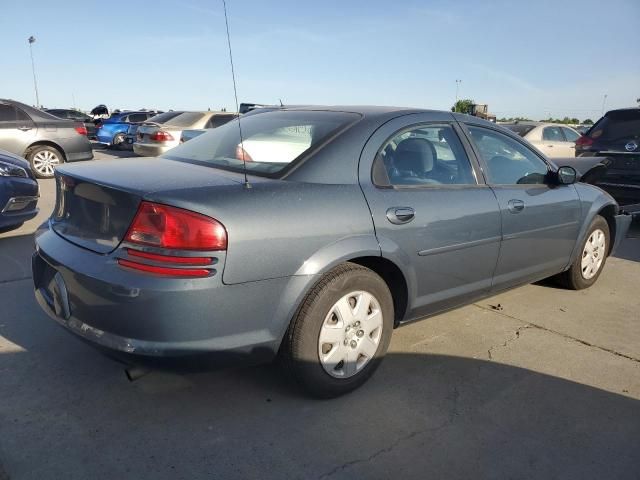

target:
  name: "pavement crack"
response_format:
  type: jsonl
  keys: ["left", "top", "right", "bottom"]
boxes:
{"left": 474, "top": 303, "right": 640, "bottom": 364}
{"left": 318, "top": 387, "right": 462, "bottom": 479}
{"left": 487, "top": 324, "right": 531, "bottom": 360}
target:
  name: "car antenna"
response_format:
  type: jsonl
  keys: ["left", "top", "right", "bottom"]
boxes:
{"left": 222, "top": 0, "right": 250, "bottom": 189}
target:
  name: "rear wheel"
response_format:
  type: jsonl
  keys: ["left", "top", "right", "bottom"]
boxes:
{"left": 557, "top": 215, "right": 610, "bottom": 290}
{"left": 26, "top": 145, "right": 63, "bottom": 179}
{"left": 112, "top": 133, "right": 125, "bottom": 147}
{"left": 282, "top": 263, "right": 393, "bottom": 398}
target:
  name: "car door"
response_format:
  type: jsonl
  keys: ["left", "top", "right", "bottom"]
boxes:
{"left": 0, "top": 103, "right": 36, "bottom": 156}
{"left": 463, "top": 124, "right": 581, "bottom": 291}
{"left": 539, "top": 125, "right": 572, "bottom": 158}
{"left": 359, "top": 113, "right": 502, "bottom": 320}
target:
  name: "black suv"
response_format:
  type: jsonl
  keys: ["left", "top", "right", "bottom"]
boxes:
{"left": 576, "top": 108, "right": 640, "bottom": 207}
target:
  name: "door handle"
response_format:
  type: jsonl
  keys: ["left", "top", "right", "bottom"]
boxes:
{"left": 546, "top": 144, "right": 554, "bottom": 147}
{"left": 386, "top": 207, "right": 415, "bottom": 224}
{"left": 18, "top": 126, "right": 32, "bottom": 131}
{"left": 507, "top": 199, "right": 525, "bottom": 213}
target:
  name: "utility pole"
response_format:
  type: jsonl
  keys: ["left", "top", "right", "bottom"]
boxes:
{"left": 455, "top": 79, "right": 462, "bottom": 111}
{"left": 601, "top": 94, "right": 608, "bottom": 116}
{"left": 28, "top": 36, "right": 40, "bottom": 107}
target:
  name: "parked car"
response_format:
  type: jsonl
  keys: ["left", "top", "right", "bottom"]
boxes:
{"left": 95, "top": 111, "right": 160, "bottom": 147}
{"left": 501, "top": 122, "right": 581, "bottom": 158}
{"left": 133, "top": 111, "right": 236, "bottom": 156}
{"left": 0, "top": 99, "right": 93, "bottom": 178}
{"left": 32, "top": 106, "right": 631, "bottom": 397}
{"left": 0, "top": 149, "right": 39, "bottom": 233}
{"left": 44, "top": 108, "right": 97, "bottom": 139}
{"left": 123, "top": 111, "right": 183, "bottom": 148}
{"left": 575, "top": 108, "right": 640, "bottom": 207}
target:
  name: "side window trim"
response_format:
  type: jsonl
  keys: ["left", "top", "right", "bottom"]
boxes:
{"left": 371, "top": 121, "right": 482, "bottom": 189}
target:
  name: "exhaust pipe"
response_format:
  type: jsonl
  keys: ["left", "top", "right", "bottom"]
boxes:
{"left": 124, "top": 366, "right": 150, "bottom": 382}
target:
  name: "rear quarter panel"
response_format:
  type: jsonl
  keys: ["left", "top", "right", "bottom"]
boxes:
{"left": 145, "top": 180, "right": 377, "bottom": 284}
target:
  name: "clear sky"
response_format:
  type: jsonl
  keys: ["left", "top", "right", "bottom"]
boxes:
{"left": 1, "top": 0, "right": 638, "bottom": 121}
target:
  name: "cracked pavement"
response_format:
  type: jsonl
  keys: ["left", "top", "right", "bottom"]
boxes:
{"left": 0, "top": 149, "right": 639, "bottom": 479}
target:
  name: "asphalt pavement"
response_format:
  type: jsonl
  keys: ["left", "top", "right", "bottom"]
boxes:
{"left": 0, "top": 148, "right": 638, "bottom": 480}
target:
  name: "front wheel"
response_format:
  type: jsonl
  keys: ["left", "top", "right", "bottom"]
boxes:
{"left": 281, "top": 263, "right": 394, "bottom": 398}
{"left": 558, "top": 215, "right": 610, "bottom": 290}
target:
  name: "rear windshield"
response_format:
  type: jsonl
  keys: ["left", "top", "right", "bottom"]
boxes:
{"left": 501, "top": 124, "right": 536, "bottom": 137}
{"left": 163, "top": 112, "right": 207, "bottom": 127}
{"left": 163, "top": 110, "right": 361, "bottom": 176}
{"left": 589, "top": 110, "right": 640, "bottom": 140}
{"left": 146, "top": 111, "right": 183, "bottom": 124}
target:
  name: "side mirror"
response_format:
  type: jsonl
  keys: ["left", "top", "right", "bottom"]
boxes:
{"left": 557, "top": 166, "right": 577, "bottom": 185}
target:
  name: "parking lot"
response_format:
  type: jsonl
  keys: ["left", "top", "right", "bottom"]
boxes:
{"left": 0, "top": 148, "right": 638, "bottom": 479}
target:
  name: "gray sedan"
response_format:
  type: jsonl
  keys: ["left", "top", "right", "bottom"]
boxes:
{"left": 32, "top": 106, "right": 631, "bottom": 397}
{"left": 0, "top": 99, "right": 93, "bottom": 178}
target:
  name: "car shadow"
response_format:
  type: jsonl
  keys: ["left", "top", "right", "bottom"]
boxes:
{"left": 0, "top": 277, "right": 638, "bottom": 479}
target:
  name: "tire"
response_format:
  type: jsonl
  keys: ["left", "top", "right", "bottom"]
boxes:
{"left": 112, "top": 133, "right": 125, "bottom": 147}
{"left": 557, "top": 215, "right": 610, "bottom": 290}
{"left": 281, "top": 263, "right": 394, "bottom": 398}
{"left": 25, "top": 145, "right": 63, "bottom": 179}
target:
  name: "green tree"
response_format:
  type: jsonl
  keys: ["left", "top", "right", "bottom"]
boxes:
{"left": 451, "top": 99, "right": 474, "bottom": 114}
{"left": 583, "top": 118, "right": 594, "bottom": 125}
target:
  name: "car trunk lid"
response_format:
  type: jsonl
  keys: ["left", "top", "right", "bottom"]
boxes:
{"left": 51, "top": 158, "right": 244, "bottom": 254}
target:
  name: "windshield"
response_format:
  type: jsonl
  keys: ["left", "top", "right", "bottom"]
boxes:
{"left": 502, "top": 124, "right": 536, "bottom": 137}
{"left": 162, "top": 110, "right": 361, "bottom": 176}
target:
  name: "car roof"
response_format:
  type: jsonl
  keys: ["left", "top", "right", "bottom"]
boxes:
{"left": 605, "top": 107, "right": 640, "bottom": 115}
{"left": 0, "top": 98, "right": 74, "bottom": 122}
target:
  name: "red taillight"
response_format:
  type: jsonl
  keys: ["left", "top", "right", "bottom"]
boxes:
{"left": 150, "top": 131, "right": 174, "bottom": 142}
{"left": 74, "top": 124, "right": 88, "bottom": 136}
{"left": 235, "top": 144, "right": 253, "bottom": 162}
{"left": 575, "top": 135, "right": 594, "bottom": 147}
{"left": 124, "top": 201, "right": 227, "bottom": 250}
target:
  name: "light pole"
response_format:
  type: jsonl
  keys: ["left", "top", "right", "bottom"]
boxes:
{"left": 601, "top": 94, "right": 607, "bottom": 116}
{"left": 28, "top": 36, "right": 40, "bottom": 107}
{"left": 455, "top": 79, "right": 462, "bottom": 111}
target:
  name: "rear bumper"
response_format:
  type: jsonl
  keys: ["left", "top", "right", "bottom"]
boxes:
{"left": 31, "top": 228, "right": 304, "bottom": 366}
{"left": 132, "top": 143, "right": 172, "bottom": 157}
{"left": 57, "top": 135, "right": 94, "bottom": 162}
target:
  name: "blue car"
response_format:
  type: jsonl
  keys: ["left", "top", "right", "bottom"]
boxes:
{"left": 0, "top": 149, "right": 38, "bottom": 233}
{"left": 95, "top": 111, "right": 159, "bottom": 147}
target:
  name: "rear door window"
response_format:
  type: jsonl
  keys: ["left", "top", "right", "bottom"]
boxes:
{"left": 207, "top": 115, "right": 235, "bottom": 128}
{"left": 374, "top": 124, "right": 476, "bottom": 186}
{"left": 542, "top": 126, "right": 564, "bottom": 141}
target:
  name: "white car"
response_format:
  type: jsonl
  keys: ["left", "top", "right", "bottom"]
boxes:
{"left": 133, "top": 111, "right": 236, "bottom": 157}
{"left": 501, "top": 122, "right": 581, "bottom": 158}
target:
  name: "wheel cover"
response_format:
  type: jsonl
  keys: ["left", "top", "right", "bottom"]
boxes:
{"left": 318, "top": 290, "right": 384, "bottom": 379}
{"left": 581, "top": 228, "right": 606, "bottom": 280}
{"left": 32, "top": 150, "right": 60, "bottom": 176}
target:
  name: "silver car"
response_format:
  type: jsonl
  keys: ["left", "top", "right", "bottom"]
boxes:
{"left": 0, "top": 99, "right": 93, "bottom": 178}
{"left": 502, "top": 122, "right": 582, "bottom": 158}
{"left": 133, "top": 111, "right": 236, "bottom": 156}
